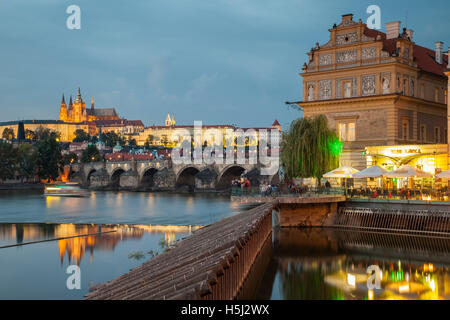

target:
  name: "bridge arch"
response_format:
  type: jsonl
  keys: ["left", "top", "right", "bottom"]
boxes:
{"left": 176, "top": 166, "right": 200, "bottom": 191}
{"left": 140, "top": 167, "right": 158, "bottom": 189}
{"left": 216, "top": 165, "right": 246, "bottom": 190}
{"left": 86, "top": 169, "right": 97, "bottom": 187}
{"left": 110, "top": 167, "right": 126, "bottom": 188}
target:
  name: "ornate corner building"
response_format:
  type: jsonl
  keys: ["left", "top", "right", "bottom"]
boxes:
{"left": 293, "top": 14, "right": 449, "bottom": 174}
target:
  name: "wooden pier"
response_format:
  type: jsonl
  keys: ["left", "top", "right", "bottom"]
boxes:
{"left": 85, "top": 202, "right": 275, "bottom": 300}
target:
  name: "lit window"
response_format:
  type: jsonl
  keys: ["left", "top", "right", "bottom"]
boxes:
{"left": 338, "top": 121, "right": 356, "bottom": 142}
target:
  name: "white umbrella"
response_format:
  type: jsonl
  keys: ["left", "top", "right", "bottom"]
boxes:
{"left": 383, "top": 165, "right": 432, "bottom": 178}
{"left": 352, "top": 165, "right": 388, "bottom": 178}
{"left": 323, "top": 165, "right": 359, "bottom": 178}
{"left": 435, "top": 169, "right": 450, "bottom": 179}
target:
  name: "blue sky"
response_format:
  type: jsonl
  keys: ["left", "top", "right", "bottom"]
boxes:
{"left": 1, "top": 0, "right": 449, "bottom": 129}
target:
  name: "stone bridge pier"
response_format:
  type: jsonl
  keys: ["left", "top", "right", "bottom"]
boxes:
{"left": 70, "top": 160, "right": 279, "bottom": 192}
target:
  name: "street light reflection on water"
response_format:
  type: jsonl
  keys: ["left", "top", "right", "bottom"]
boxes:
{"left": 256, "top": 228, "right": 450, "bottom": 300}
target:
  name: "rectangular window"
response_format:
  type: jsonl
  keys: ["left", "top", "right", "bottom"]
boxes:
{"left": 445, "top": 129, "right": 448, "bottom": 144}
{"left": 420, "top": 125, "right": 426, "bottom": 142}
{"left": 435, "top": 127, "right": 440, "bottom": 143}
{"left": 347, "top": 122, "right": 355, "bottom": 141}
{"left": 338, "top": 123, "right": 347, "bottom": 141}
{"left": 337, "top": 121, "right": 356, "bottom": 142}
{"left": 435, "top": 88, "right": 439, "bottom": 102}
{"left": 402, "top": 119, "right": 409, "bottom": 140}
{"left": 343, "top": 81, "right": 352, "bottom": 98}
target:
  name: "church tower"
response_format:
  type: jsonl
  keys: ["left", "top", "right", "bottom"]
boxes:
{"left": 165, "top": 113, "right": 172, "bottom": 126}
{"left": 68, "top": 95, "right": 73, "bottom": 121}
{"left": 59, "top": 94, "right": 68, "bottom": 122}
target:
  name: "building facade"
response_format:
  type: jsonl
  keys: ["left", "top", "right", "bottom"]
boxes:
{"left": 293, "top": 14, "right": 448, "bottom": 178}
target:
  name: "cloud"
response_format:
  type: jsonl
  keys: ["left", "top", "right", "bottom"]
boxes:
{"left": 185, "top": 73, "right": 218, "bottom": 101}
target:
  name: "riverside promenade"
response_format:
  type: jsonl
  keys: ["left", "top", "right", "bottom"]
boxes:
{"left": 85, "top": 202, "right": 275, "bottom": 300}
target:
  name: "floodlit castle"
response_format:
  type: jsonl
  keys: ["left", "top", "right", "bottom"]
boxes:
{"left": 59, "top": 87, "right": 119, "bottom": 123}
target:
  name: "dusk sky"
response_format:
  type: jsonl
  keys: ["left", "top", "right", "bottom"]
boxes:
{"left": 1, "top": 0, "right": 449, "bottom": 129}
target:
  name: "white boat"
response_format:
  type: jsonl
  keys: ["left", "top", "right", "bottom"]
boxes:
{"left": 44, "top": 182, "right": 89, "bottom": 197}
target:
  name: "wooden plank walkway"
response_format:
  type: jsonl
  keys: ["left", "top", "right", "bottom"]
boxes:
{"left": 85, "top": 201, "right": 275, "bottom": 300}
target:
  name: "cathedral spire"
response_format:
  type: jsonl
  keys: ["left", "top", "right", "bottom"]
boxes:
{"left": 91, "top": 96, "right": 94, "bottom": 110}
{"left": 77, "top": 86, "right": 82, "bottom": 102}
{"left": 61, "top": 94, "right": 66, "bottom": 105}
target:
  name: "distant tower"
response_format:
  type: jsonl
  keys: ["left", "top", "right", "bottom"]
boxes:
{"left": 165, "top": 113, "right": 172, "bottom": 126}
{"left": 271, "top": 119, "right": 281, "bottom": 131}
{"left": 171, "top": 114, "right": 176, "bottom": 126}
{"left": 59, "top": 94, "right": 68, "bottom": 122}
{"left": 17, "top": 121, "right": 25, "bottom": 141}
{"left": 91, "top": 96, "right": 95, "bottom": 110}
{"left": 76, "top": 86, "right": 82, "bottom": 103}
{"left": 68, "top": 95, "right": 73, "bottom": 117}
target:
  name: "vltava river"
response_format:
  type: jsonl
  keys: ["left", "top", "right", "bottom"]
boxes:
{"left": 1, "top": 191, "right": 450, "bottom": 300}
{"left": 0, "top": 191, "right": 247, "bottom": 299}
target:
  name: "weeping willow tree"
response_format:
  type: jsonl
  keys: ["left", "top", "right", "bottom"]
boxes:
{"left": 281, "top": 115, "right": 342, "bottom": 180}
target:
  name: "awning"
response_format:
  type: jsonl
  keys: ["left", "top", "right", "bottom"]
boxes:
{"left": 352, "top": 165, "right": 388, "bottom": 178}
{"left": 323, "top": 166, "right": 359, "bottom": 178}
{"left": 383, "top": 165, "right": 432, "bottom": 178}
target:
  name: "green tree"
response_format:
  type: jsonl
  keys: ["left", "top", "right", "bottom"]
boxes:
{"left": 100, "top": 132, "right": 124, "bottom": 148}
{"left": 73, "top": 129, "right": 90, "bottom": 142}
{"left": 281, "top": 115, "right": 342, "bottom": 180}
{"left": 128, "top": 137, "right": 137, "bottom": 147}
{"left": 62, "top": 152, "right": 78, "bottom": 165}
{"left": 35, "top": 127, "right": 60, "bottom": 141}
{"left": 0, "top": 142, "right": 18, "bottom": 181}
{"left": 35, "top": 137, "right": 63, "bottom": 182}
{"left": 2, "top": 128, "right": 15, "bottom": 141}
{"left": 81, "top": 144, "right": 101, "bottom": 163}
{"left": 17, "top": 143, "right": 37, "bottom": 182}
{"left": 25, "top": 129, "right": 36, "bottom": 141}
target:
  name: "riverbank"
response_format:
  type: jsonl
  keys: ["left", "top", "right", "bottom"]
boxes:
{"left": 0, "top": 183, "right": 44, "bottom": 190}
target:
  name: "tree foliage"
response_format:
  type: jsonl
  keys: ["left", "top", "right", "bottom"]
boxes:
{"left": 17, "top": 143, "right": 37, "bottom": 182}
{"left": 2, "top": 128, "right": 15, "bottom": 141}
{"left": 100, "top": 132, "right": 124, "bottom": 148}
{"left": 281, "top": 115, "right": 342, "bottom": 179}
{"left": 0, "top": 142, "right": 18, "bottom": 181}
{"left": 35, "top": 127, "right": 60, "bottom": 141}
{"left": 81, "top": 144, "right": 101, "bottom": 163}
{"left": 35, "top": 137, "right": 63, "bottom": 182}
{"left": 73, "top": 129, "right": 90, "bottom": 142}
{"left": 25, "top": 129, "right": 36, "bottom": 141}
{"left": 62, "top": 152, "right": 78, "bottom": 165}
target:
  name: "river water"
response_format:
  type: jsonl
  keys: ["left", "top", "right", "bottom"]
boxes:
{"left": 1, "top": 190, "right": 450, "bottom": 300}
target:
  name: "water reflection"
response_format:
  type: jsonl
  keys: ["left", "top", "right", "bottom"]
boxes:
{"left": 259, "top": 228, "right": 450, "bottom": 300}
{"left": 0, "top": 223, "right": 201, "bottom": 266}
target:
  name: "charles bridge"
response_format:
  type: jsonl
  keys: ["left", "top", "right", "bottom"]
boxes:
{"left": 69, "top": 159, "right": 280, "bottom": 192}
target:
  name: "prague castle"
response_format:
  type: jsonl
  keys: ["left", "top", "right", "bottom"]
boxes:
{"left": 59, "top": 87, "right": 119, "bottom": 123}
{"left": 0, "top": 86, "right": 279, "bottom": 145}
